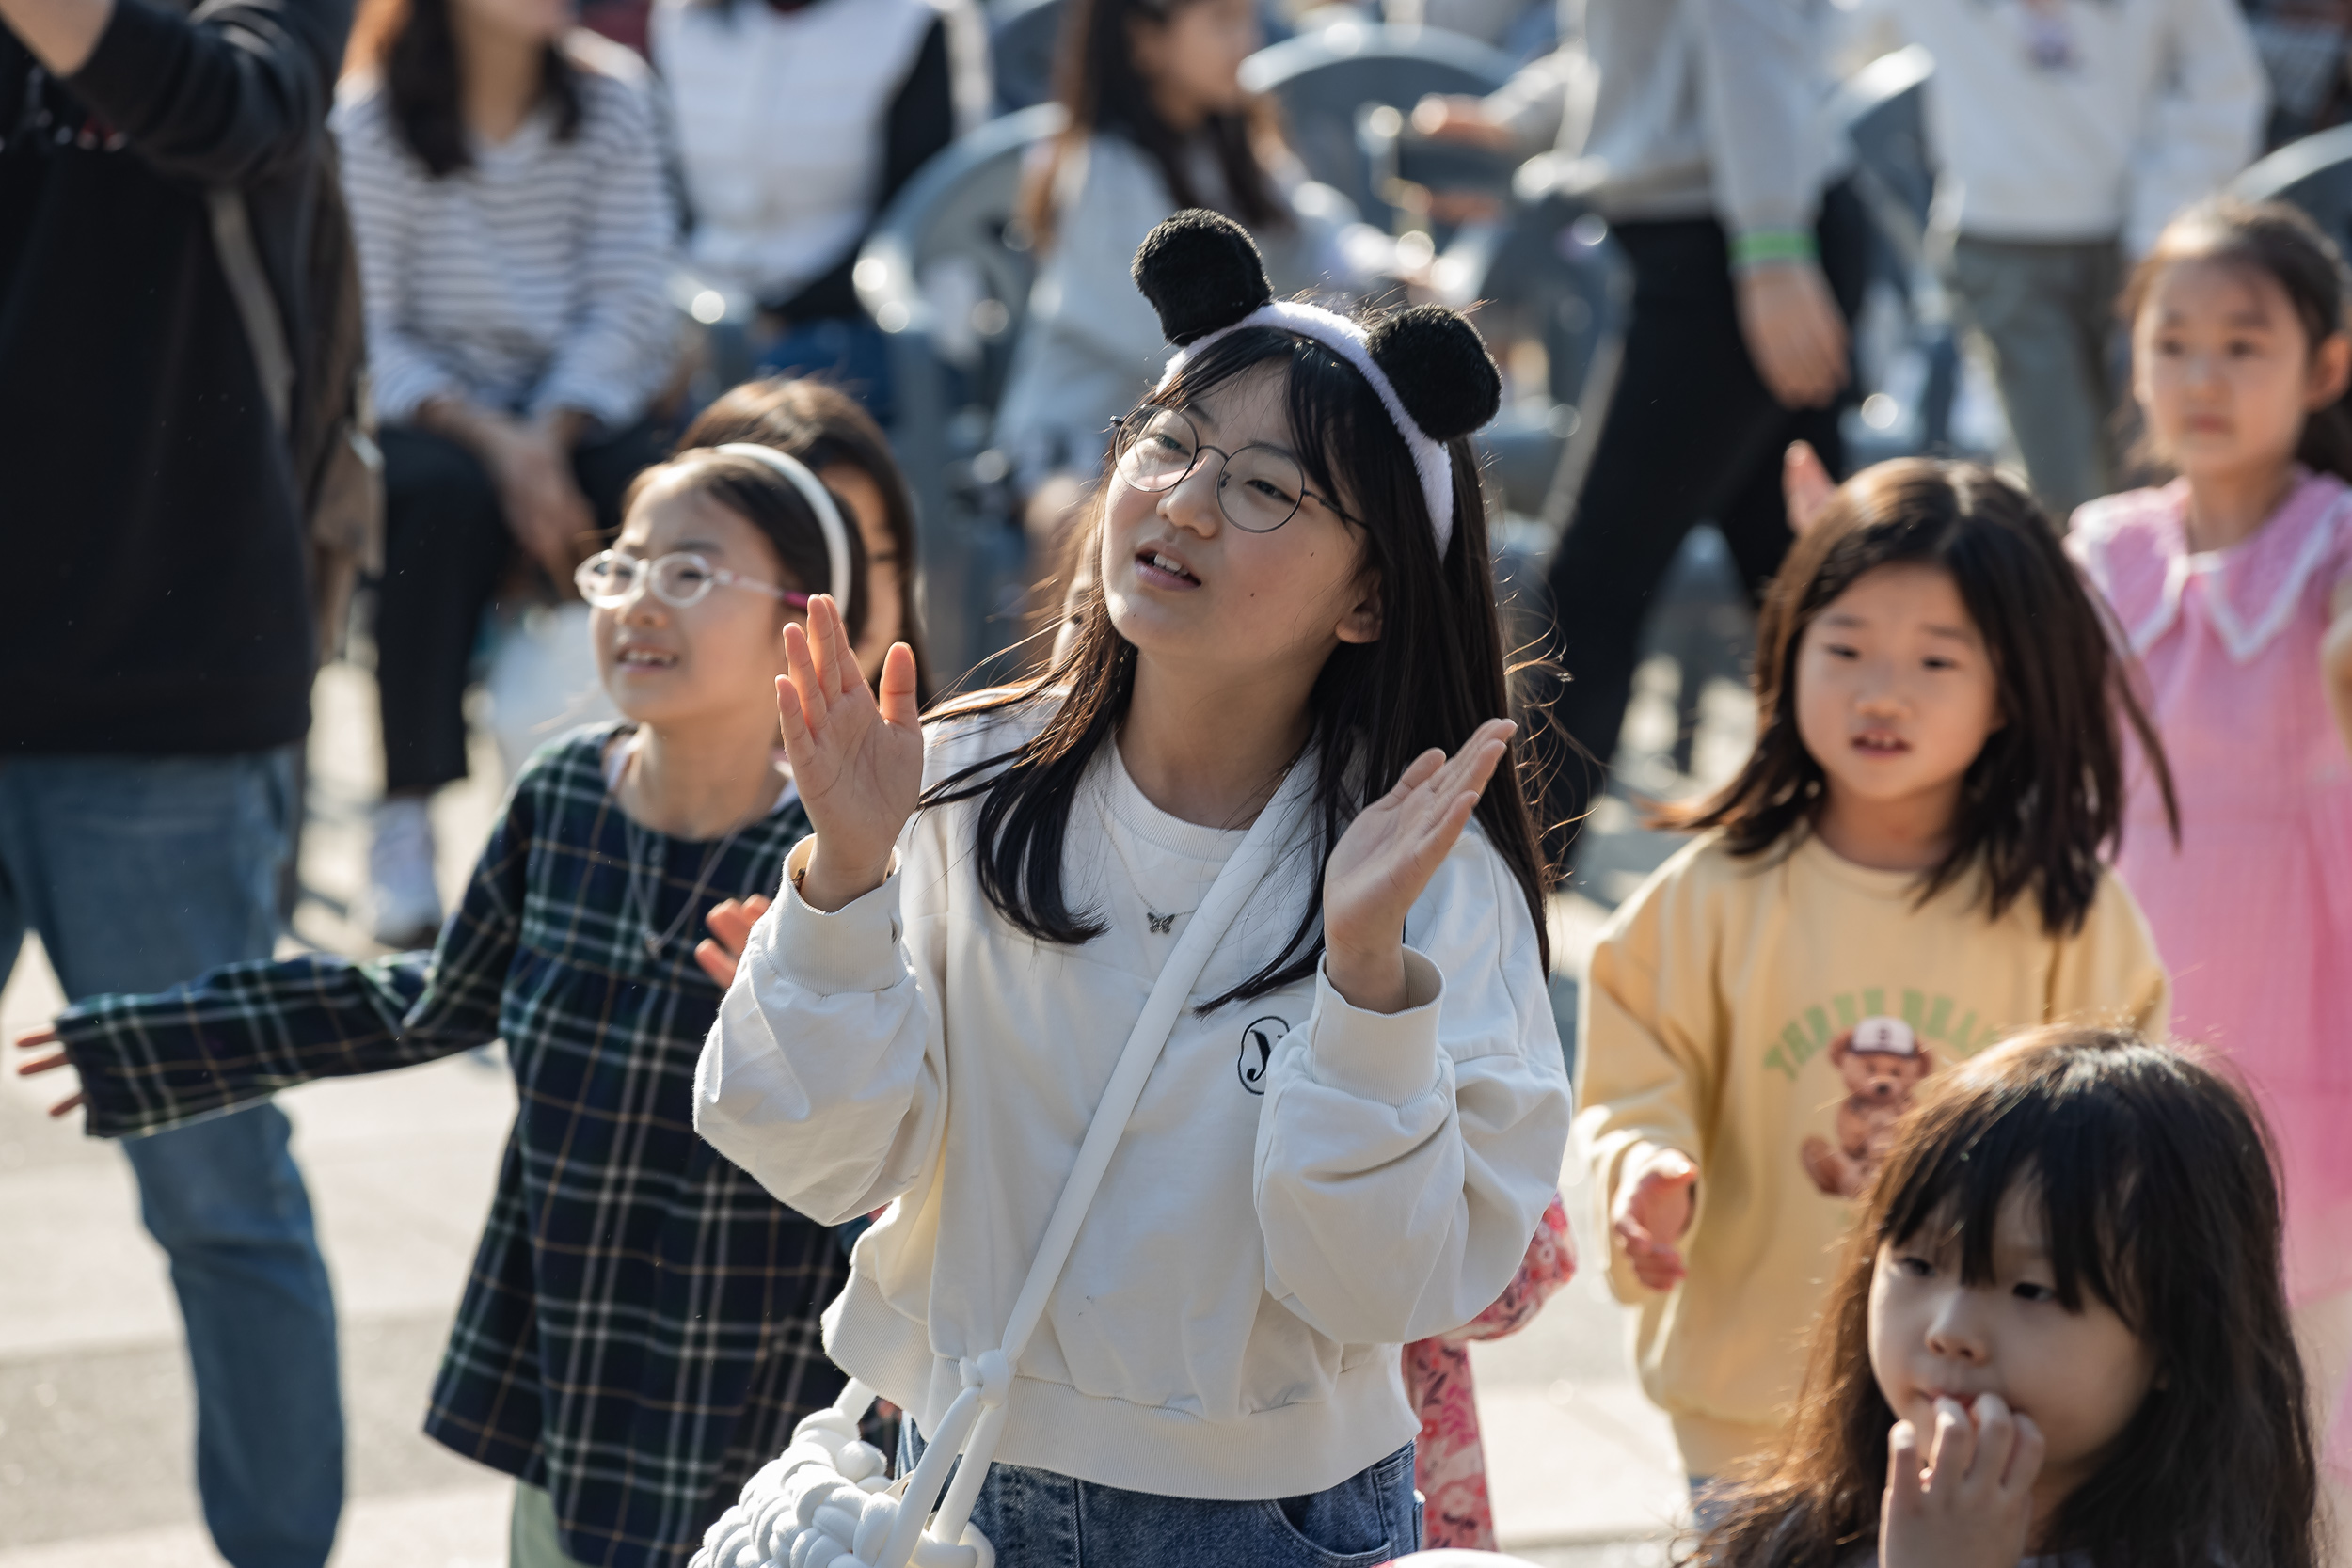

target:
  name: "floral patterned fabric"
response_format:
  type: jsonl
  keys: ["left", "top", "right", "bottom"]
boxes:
{"left": 1405, "top": 1194, "right": 1577, "bottom": 1551}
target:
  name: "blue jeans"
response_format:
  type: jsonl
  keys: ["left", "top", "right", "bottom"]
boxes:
{"left": 898, "top": 1419, "right": 1421, "bottom": 1567}
{"left": 0, "top": 750, "right": 343, "bottom": 1568}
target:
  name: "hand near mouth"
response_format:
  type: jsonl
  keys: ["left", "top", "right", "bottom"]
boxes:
{"left": 1880, "top": 1393, "right": 2043, "bottom": 1568}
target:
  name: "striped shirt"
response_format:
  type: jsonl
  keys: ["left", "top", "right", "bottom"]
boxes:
{"left": 54, "top": 728, "right": 850, "bottom": 1568}
{"left": 334, "top": 37, "right": 680, "bottom": 428}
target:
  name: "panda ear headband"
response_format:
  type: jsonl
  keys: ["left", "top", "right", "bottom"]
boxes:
{"left": 1133, "top": 209, "right": 1502, "bottom": 558}
{"left": 711, "top": 442, "right": 854, "bottom": 619}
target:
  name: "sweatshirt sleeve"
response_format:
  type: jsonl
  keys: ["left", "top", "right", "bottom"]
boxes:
{"left": 54, "top": 768, "right": 533, "bottom": 1138}
{"left": 2122, "top": 0, "right": 2265, "bottom": 260}
{"left": 1251, "top": 834, "right": 1573, "bottom": 1346}
{"left": 1573, "top": 850, "right": 1717, "bottom": 1304}
{"left": 1692, "top": 0, "right": 1828, "bottom": 246}
{"left": 66, "top": 0, "right": 347, "bottom": 185}
{"left": 693, "top": 819, "right": 950, "bottom": 1227}
{"left": 528, "top": 69, "right": 681, "bottom": 427}
{"left": 2045, "top": 871, "right": 2171, "bottom": 1039}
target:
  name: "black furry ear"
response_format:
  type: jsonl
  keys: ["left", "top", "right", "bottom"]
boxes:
{"left": 1365, "top": 305, "right": 1502, "bottom": 442}
{"left": 1132, "top": 209, "right": 1275, "bottom": 346}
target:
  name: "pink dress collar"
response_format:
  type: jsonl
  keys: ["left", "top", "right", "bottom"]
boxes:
{"left": 2071, "top": 469, "right": 2351, "bottom": 662}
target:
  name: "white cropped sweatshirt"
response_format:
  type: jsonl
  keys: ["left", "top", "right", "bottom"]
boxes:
{"left": 693, "top": 712, "right": 1573, "bottom": 1500}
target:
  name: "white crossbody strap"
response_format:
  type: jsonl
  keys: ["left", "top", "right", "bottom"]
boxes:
{"left": 696, "top": 761, "right": 1312, "bottom": 1568}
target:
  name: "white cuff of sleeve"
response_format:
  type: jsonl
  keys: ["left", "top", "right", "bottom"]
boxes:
{"left": 755, "top": 834, "right": 907, "bottom": 995}
{"left": 1305, "top": 947, "right": 1445, "bottom": 1104}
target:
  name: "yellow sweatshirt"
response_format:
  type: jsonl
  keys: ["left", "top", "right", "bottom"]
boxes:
{"left": 1575, "top": 829, "right": 2169, "bottom": 1476}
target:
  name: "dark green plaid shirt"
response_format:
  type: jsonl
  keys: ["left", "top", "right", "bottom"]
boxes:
{"left": 56, "top": 727, "right": 848, "bottom": 1568}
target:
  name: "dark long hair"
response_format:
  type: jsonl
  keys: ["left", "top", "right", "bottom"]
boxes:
{"left": 924, "top": 325, "right": 1550, "bottom": 1009}
{"left": 677, "top": 377, "right": 934, "bottom": 702}
{"left": 345, "top": 0, "right": 582, "bottom": 177}
{"left": 1019, "top": 0, "right": 1287, "bottom": 253}
{"left": 1662, "top": 459, "right": 2175, "bottom": 935}
{"left": 1695, "top": 1026, "right": 2318, "bottom": 1568}
{"left": 2122, "top": 198, "right": 2352, "bottom": 483}
{"left": 618, "top": 449, "right": 870, "bottom": 647}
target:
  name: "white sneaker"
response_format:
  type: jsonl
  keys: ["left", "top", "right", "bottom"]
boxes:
{"left": 368, "top": 797, "right": 443, "bottom": 949}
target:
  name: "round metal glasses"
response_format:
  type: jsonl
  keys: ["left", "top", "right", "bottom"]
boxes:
{"left": 574, "top": 550, "right": 808, "bottom": 610}
{"left": 1111, "top": 404, "right": 1355, "bottom": 532}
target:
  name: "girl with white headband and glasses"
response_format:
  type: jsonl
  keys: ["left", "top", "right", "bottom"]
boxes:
{"left": 19, "top": 441, "right": 889, "bottom": 1568}
{"left": 691, "top": 211, "right": 1572, "bottom": 1567}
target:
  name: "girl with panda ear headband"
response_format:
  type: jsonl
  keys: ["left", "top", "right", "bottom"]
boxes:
{"left": 696, "top": 210, "right": 1571, "bottom": 1566}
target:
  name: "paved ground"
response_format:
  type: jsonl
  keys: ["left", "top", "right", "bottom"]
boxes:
{"left": 0, "top": 543, "right": 1755, "bottom": 1565}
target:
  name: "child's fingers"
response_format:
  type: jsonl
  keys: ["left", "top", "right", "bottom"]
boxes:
{"left": 17, "top": 1049, "right": 70, "bottom": 1077}
{"left": 48, "top": 1091, "right": 83, "bottom": 1118}
{"left": 1926, "top": 1398, "right": 1972, "bottom": 1497}
{"left": 775, "top": 676, "right": 812, "bottom": 754}
{"left": 1387, "top": 749, "right": 1447, "bottom": 801}
{"left": 691, "top": 938, "right": 739, "bottom": 990}
{"left": 1886, "top": 1419, "right": 1924, "bottom": 1513}
{"left": 14, "top": 1026, "right": 59, "bottom": 1052}
{"left": 2003, "top": 1411, "right": 2045, "bottom": 1495}
{"left": 1970, "top": 1394, "right": 2017, "bottom": 1491}
{"left": 877, "top": 642, "right": 920, "bottom": 732}
{"left": 782, "top": 625, "right": 829, "bottom": 731}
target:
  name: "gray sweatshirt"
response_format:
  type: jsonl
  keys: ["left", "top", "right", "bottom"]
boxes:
{"left": 1487, "top": 0, "right": 1848, "bottom": 242}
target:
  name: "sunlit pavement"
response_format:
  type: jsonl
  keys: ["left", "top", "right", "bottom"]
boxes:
{"left": 0, "top": 622, "right": 1753, "bottom": 1564}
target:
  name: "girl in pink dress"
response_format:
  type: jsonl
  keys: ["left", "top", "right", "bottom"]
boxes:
{"left": 2069, "top": 198, "right": 2352, "bottom": 1496}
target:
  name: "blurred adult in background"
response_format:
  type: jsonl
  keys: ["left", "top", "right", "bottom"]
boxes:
{"left": 0, "top": 0, "right": 350, "bottom": 1554}
{"left": 1862, "top": 0, "right": 2262, "bottom": 519}
{"left": 651, "top": 0, "right": 986, "bottom": 425}
{"left": 341, "top": 0, "right": 676, "bottom": 945}
{"left": 993, "top": 0, "right": 1374, "bottom": 538}
{"left": 2241, "top": 0, "right": 2352, "bottom": 150}
{"left": 1427, "top": 0, "right": 1867, "bottom": 870}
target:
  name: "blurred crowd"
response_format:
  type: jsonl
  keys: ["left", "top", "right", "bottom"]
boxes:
{"left": 5, "top": 0, "right": 2352, "bottom": 1565}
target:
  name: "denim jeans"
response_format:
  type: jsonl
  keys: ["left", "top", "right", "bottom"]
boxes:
{"left": 0, "top": 749, "right": 343, "bottom": 1568}
{"left": 898, "top": 1418, "right": 1421, "bottom": 1567}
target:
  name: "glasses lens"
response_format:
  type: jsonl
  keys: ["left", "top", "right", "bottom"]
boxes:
{"left": 576, "top": 551, "right": 636, "bottom": 605}
{"left": 1219, "top": 445, "right": 1307, "bottom": 532}
{"left": 649, "top": 554, "right": 717, "bottom": 607}
{"left": 1116, "top": 406, "right": 1197, "bottom": 492}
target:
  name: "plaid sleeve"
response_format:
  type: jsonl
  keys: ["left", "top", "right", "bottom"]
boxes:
{"left": 57, "top": 771, "right": 537, "bottom": 1139}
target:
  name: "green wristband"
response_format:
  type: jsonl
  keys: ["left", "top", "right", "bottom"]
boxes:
{"left": 1731, "top": 229, "right": 1819, "bottom": 270}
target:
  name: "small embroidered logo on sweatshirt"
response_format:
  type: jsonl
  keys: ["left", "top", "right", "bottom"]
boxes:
{"left": 1237, "top": 1016, "right": 1291, "bottom": 1094}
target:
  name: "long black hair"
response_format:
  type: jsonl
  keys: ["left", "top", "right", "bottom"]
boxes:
{"left": 346, "top": 0, "right": 582, "bottom": 178}
{"left": 1020, "top": 0, "right": 1287, "bottom": 253}
{"left": 2123, "top": 197, "right": 2352, "bottom": 484}
{"left": 1695, "top": 1026, "right": 2318, "bottom": 1568}
{"left": 1663, "top": 459, "right": 2175, "bottom": 935}
{"left": 920, "top": 323, "right": 1550, "bottom": 1011}
{"left": 677, "top": 377, "right": 934, "bottom": 702}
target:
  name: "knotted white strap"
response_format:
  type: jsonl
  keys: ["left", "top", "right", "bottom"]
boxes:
{"left": 694, "top": 762, "right": 1312, "bottom": 1568}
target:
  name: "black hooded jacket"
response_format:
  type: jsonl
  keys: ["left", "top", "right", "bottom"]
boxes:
{"left": 0, "top": 0, "right": 348, "bottom": 753}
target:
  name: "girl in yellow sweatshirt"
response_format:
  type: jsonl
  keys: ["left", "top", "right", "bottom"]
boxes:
{"left": 1577, "top": 458, "right": 2174, "bottom": 1490}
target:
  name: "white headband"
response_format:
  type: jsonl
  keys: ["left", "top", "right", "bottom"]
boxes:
{"left": 1154, "top": 300, "right": 1457, "bottom": 558}
{"left": 713, "top": 443, "right": 854, "bottom": 619}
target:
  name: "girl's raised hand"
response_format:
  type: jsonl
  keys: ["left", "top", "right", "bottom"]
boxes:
{"left": 13, "top": 1026, "right": 83, "bottom": 1117}
{"left": 692, "top": 894, "right": 773, "bottom": 989}
{"left": 1322, "top": 718, "right": 1516, "bottom": 1013}
{"left": 778, "top": 596, "right": 924, "bottom": 911}
{"left": 1880, "top": 1395, "right": 2044, "bottom": 1568}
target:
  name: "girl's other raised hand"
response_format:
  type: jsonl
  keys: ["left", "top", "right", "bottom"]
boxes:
{"left": 1322, "top": 718, "right": 1515, "bottom": 1013}
{"left": 1881, "top": 1394, "right": 2044, "bottom": 1568}
{"left": 693, "top": 894, "right": 772, "bottom": 989}
{"left": 778, "top": 596, "right": 923, "bottom": 911}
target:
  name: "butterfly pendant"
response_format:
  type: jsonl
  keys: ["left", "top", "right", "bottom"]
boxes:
{"left": 1148, "top": 911, "right": 1177, "bottom": 934}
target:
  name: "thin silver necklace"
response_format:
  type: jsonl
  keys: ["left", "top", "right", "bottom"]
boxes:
{"left": 617, "top": 742, "right": 776, "bottom": 958}
{"left": 1093, "top": 796, "right": 1213, "bottom": 935}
